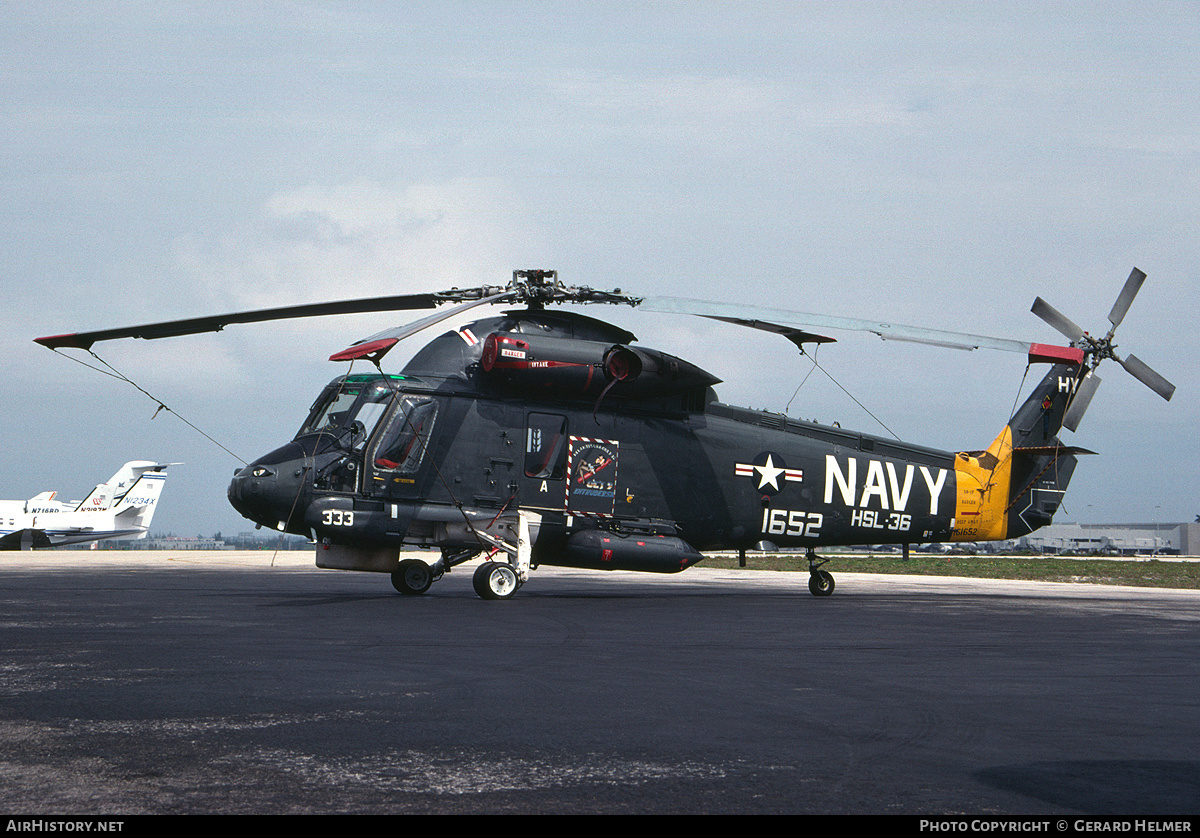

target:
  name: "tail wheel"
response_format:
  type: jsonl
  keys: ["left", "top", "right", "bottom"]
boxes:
{"left": 473, "top": 561, "right": 519, "bottom": 600}
{"left": 808, "top": 570, "right": 835, "bottom": 597}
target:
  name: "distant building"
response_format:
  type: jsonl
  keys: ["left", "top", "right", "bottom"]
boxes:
{"left": 1006, "top": 522, "right": 1200, "bottom": 556}
{"left": 144, "top": 536, "right": 231, "bottom": 550}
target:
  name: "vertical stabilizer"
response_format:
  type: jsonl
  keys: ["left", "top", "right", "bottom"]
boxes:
{"left": 1004, "top": 363, "right": 1088, "bottom": 537}
{"left": 74, "top": 483, "right": 114, "bottom": 511}
{"left": 75, "top": 460, "right": 159, "bottom": 511}
{"left": 951, "top": 424, "right": 1014, "bottom": 542}
{"left": 1003, "top": 363, "right": 1090, "bottom": 538}
{"left": 111, "top": 464, "right": 172, "bottom": 534}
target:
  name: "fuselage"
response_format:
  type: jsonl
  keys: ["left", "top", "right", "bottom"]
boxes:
{"left": 228, "top": 309, "right": 1080, "bottom": 571}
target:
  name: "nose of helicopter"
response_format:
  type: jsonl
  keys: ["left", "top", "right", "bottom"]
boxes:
{"left": 228, "top": 443, "right": 311, "bottom": 534}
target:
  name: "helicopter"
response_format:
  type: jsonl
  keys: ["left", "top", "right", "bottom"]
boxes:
{"left": 35, "top": 268, "right": 1174, "bottom": 599}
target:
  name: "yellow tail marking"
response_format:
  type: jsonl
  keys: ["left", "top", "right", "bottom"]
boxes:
{"left": 951, "top": 425, "right": 1013, "bottom": 542}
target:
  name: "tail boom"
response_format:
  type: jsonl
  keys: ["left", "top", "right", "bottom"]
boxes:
{"left": 948, "top": 362, "right": 1090, "bottom": 543}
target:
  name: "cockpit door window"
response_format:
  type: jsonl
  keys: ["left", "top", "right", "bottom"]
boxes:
{"left": 370, "top": 396, "right": 438, "bottom": 475}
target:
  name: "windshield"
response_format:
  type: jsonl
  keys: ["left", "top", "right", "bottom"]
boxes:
{"left": 297, "top": 375, "right": 402, "bottom": 442}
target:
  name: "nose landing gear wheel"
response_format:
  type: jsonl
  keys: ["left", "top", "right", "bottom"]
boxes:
{"left": 473, "top": 561, "right": 519, "bottom": 600}
{"left": 392, "top": 559, "right": 434, "bottom": 595}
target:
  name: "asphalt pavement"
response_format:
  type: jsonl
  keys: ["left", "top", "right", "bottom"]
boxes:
{"left": 2, "top": 550, "right": 1198, "bottom": 815}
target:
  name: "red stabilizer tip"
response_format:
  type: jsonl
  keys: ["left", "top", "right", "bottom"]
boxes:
{"left": 1028, "top": 343, "right": 1085, "bottom": 365}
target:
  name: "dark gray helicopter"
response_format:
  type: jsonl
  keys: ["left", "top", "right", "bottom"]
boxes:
{"left": 36, "top": 268, "right": 1173, "bottom": 599}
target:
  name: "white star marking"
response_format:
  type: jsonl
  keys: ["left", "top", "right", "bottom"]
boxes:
{"left": 754, "top": 455, "right": 785, "bottom": 491}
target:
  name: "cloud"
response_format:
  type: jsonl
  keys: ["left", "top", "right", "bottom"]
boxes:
{"left": 182, "top": 177, "right": 548, "bottom": 308}
{"left": 118, "top": 176, "right": 550, "bottom": 386}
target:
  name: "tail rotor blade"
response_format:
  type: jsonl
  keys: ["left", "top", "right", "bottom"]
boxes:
{"left": 1063, "top": 372, "right": 1101, "bottom": 432}
{"left": 1031, "top": 297, "right": 1086, "bottom": 343}
{"left": 1108, "top": 267, "right": 1147, "bottom": 330}
{"left": 1119, "top": 353, "right": 1176, "bottom": 401}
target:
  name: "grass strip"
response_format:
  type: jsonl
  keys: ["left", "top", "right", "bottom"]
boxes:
{"left": 702, "top": 552, "right": 1200, "bottom": 589}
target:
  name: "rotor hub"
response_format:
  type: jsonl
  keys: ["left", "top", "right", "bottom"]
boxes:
{"left": 433, "top": 269, "right": 641, "bottom": 310}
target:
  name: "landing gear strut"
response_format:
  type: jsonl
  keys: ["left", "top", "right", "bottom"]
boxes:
{"left": 468, "top": 510, "right": 538, "bottom": 601}
{"left": 806, "top": 548, "right": 835, "bottom": 597}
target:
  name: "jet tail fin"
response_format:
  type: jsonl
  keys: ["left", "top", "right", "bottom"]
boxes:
{"left": 110, "top": 464, "right": 175, "bottom": 534}
{"left": 75, "top": 461, "right": 174, "bottom": 512}
{"left": 74, "top": 483, "right": 114, "bottom": 511}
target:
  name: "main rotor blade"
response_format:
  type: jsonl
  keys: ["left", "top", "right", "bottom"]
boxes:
{"left": 330, "top": 292, "right": 512, "bottom": 362}
{"left": 1030, "top": 297, "right": 1086, "bottom": 343}
{"left": 1063, "top": 372, "right": 1101, "bottom": 432}
{"left": 1118, "top": 353, "right": 1176, "bottom": 401}
{"left": 639, "top": 297, "right": 1033, "bottom": 354}
{"left": 34, "top": 293, "right": 442, "bottom": 351}
{"left": 703, "top": 316, "right": 837, "bottom": 349}
{"left": 1108, "top": 267, "right": 1147, "bottom": 330}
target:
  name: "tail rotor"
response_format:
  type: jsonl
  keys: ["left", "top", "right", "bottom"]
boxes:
{"left": 1031, "top": 267, "right": 1174, "bottom": 431}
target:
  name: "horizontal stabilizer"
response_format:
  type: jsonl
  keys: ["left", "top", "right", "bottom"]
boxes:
{"left": 1013, "top": 444, "right": 1098, "bottom": 456}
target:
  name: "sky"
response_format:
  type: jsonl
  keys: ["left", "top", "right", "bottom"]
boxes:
{"left": 3, "top": 2, "right": 1197, "bottom": 537}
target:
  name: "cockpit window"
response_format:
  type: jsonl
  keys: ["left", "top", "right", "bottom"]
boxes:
{"left": 297, "top": 376, "right": 400, "bottom": 442}
{"left": 371, "top": 396, "right": 438, "bottom": 474}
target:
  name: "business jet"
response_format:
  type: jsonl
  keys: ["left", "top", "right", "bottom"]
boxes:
{"left": 0, "top": 461, "right": 173, "bottom": 549}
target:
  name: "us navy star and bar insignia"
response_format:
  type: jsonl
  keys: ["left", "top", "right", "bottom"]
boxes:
{"left": 734, "top": 453, "right": 802, "bottom": 494}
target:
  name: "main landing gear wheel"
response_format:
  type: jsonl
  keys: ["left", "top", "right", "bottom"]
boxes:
{"left": 392, "top": 559, "right": 434, "bottom": 595}
{"left": 808, "top": 570, "right": 835, "bottom": 597}
{"left": 473, "top": 561, "right": 519, "bottom": 600}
